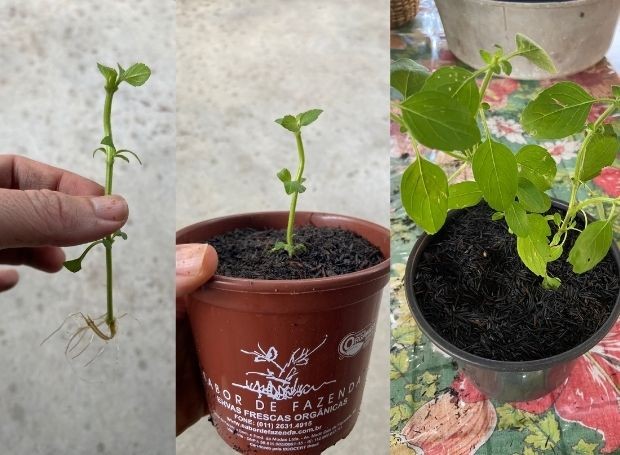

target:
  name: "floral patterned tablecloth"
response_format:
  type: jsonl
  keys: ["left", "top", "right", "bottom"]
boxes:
{"left": 390, "top": 2, "right": 620, "bottom": 455}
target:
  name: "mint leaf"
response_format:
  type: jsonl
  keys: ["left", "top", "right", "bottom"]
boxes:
{"left": 447, "top": 181, "right": 482, "bottom": 209}
{"left": 515, "top": 33, "right": 557, "bottom": 74}
{"left": 505, "top": 202, "right": 530, "bottom": 237}
{"left": 517, "top": 177, "right": 551, "bottom": 213}
{"left": 97, "top": 63, "right": 117, "bottom": 86}
{"left": 522, "top": 82, "right": 595, "bottom": 139}
{"left": 401, "top": 157, "right": 449, "bottom": 234}
{"left": 472, "top": 140, "right": 519, "bottom": 211}
{"left": 568, "top": 219, "right": 614, "bottom": 273}
{"left": 579, "top": 130, "right": 619, "bottom": 181}
{"left": 284, "top": 180, "right": 306, "bottom": 195}
{"left": 479, "top": 49, "right": 493, "bottom": 64}
{"left": 500, "top": 60, "right": 512, "bottom": 76}
{"left": 275, "top": 115, "right": 299, "bottom": 133}
{"left": 421, "top": 66, "right": 480, "bottom": 115}
{"left": 120, "top": 63, "right": 151, "bottom": 86}
{"left": 400, "top": 91, "right": 481, "bottom": 151}
{"left": 390, "top": 59, "right": 430, "bottom": 98}
{"left": 277, "top": 168, "right": 291, "bottom": 183}
{"left": 298, "top": 109, "right": 323, "bottom": 126}
{"left": 515, "top": 144, "right": 557, "bottom": 191}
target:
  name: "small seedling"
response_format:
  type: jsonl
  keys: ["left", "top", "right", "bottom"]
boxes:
{"left": 62, "top": 62, "right": 151, "bottom": 342}
{"left": 272, "top": 109, "right": 323, "bottom": 257}
{"left": 391, "top": 34, "right": 619, "bottom": 289}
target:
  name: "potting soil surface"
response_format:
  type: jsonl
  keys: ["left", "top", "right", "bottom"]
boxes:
{"left": 413, "top": 203, "right": 619, "bottom": 362}
{"left": 208, "top": 226, "right": 384, "bottom": 279}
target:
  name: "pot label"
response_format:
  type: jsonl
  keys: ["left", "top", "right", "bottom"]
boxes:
{"left": 338, "top": 323, "right": 375, "bottom": 358}
{"left": 232, "top": 336, "right": 336, "bottom": 401}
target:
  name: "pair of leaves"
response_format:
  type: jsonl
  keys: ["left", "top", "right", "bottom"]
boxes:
{"left": 275, "top": 109, "right": 323, "bottom": 133}
{"left": 98, "top": 62, "right": 152, "bottom": 88}
{"left": 276, "top": 168, "right": 306, "bottom": 195}
{"left": 515, "top": 214, "right": 562, "bottom": 289}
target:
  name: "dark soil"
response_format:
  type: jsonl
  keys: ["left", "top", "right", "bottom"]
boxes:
{"left": 208, "top": 226, "right": 384, "bottom": 280}
{"left": 412, "top": 203, "right": 619, "bottom": 362}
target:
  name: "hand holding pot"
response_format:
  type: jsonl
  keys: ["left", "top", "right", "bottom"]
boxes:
{"left": 175, "top": 243, "right": 218, "bottom": 435}
{"left": 0, "top": 155, "right": 128, "bottom": 292}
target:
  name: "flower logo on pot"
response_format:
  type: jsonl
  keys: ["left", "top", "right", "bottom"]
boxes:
{"left": 233, "top": 336, "right": 336, "bottom": 400}
{"left": 338, "top": 323, "right": 376, "bottom": 358}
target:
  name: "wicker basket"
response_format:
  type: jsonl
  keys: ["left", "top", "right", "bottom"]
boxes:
{"left": 391, "top": 0, "right": 419, "bottom": 29}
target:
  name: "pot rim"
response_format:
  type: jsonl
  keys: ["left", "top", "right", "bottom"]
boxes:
{"left": 404, "top": 199, "right": 620, "bottom": 372}
{"left": 450, "top": 0, "right": 608, "bottom": 9}
{"left": 176, "top": 211, "right": 391, "bottom": 294}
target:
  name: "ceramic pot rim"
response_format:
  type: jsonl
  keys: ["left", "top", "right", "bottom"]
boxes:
{"left": 404, "top": 199, "right": 620, "bottom": 372}
{"left": 457, "top": 0, "right": 607, "bottom": 9}
{"left": 176, "top": 211, "right": 391, "bottom": 295}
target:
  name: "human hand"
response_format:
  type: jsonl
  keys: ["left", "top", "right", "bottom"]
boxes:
{"left": 176, "top": 243, "right": 218, "bottom": 435}
{"left": 0, "top": 155, "right": 128, "bottom": 291}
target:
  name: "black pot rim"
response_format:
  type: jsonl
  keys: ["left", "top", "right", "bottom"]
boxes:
{"left": 404, "top": 199, "right": 620, "bottom": 372}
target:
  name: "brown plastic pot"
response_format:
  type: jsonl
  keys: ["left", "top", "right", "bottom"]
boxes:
{"left": 177, "top": 212, "right": 390, "bottom": 454}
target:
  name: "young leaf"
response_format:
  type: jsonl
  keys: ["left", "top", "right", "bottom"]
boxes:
{"left": 479, "top": 49, "right": 493, "bottom": 64}
{"left": 613, "top": 85, "right": 620, "bottom": 98}
{"left": 101, "top": 135, "right": 115, "bottom": 148}
{"left": 298, "top": 109, "right": 323, "bottom": 126}
{"left": 521, "top": 82, "right": 595, "bottom": 139}
{"left": 390, "top": 59, "right": 431, "bottom": 98}
{"left": 400, "top": 91, "right": 481, "bottom": 151}
{"left": 447, "top": 181, "right": 482, "bottom": 210}
{"left": 63, "top": 240, "right": 103, "bottom": 273}
{"left": 515, "top": 144, "right": 557, "bottom": 190}
{"left": 275, "top": 115, "right": 299, "bottom": 133}
{"left": 491, "top": 211, "right": 504, "bottom": 221}
{"left": 472, "top": 140, "right": 519, "bottom": 211}
{"left": 568, "top": 219, "right": 614, "bottom": 273}
{"left": 120, "top": 63, "right": 151, "bottom": 86}
{"left": 401, "top": 157, "right": 449, "bottom": 234}
{"left": 277, "top": 168, "right": 291, "bottom": 183}
{"left": 543, "top": 275, "right": 562, "bottom": 290}
{"left": 97, "top": 63, "right": 117, "bottom": 85}
{"left": 578, "top": 130, "right": 619, "bottom": 181}
{"left": 505, "top": 202, "right": 530, "bottom": 237}
{"left": 284, "top": 180, "right": 306, "bottom": 195}
{"left": 517, "top": 177, "right": 551, "bottom": 213}
{"left": 420, "top": 66, "right": 480, "bottom": 115}
{"left": 500, "top": 60, "right": 512, "bottom": 76}
{"left": 515, "top": 33, "right": 557, "bottom": 74}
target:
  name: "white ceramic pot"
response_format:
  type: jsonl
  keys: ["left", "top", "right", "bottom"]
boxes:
{"left": 434, "top": 0, "right": 620, "bottom": 79}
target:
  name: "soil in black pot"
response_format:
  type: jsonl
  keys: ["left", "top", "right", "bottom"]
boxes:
{"left": 413, "top": 203, "right": 619, "bottom": 362}
{"left": 209, "top": 226, "right": 384, "bottom": 280}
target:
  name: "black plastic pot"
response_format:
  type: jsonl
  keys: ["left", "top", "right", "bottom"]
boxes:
{"left": 404, "top": 200, "right": 620, "bottom": 402}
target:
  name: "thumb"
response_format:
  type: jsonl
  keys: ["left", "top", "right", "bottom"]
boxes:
{"left": 0, "top": 189, "right": 128, "bottom": 248}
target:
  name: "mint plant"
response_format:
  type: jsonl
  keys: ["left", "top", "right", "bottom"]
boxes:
{"left": 391, "top": 34, "right": 619, "bottom": 289}
{"left": 63, "top": 62, "right": 151, "bottom": 340}
{"left": 272, "top": 109, "right": 323, "bottom": 257}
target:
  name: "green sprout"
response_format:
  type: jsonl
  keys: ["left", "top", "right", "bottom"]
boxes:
{"left": 63, "top": 62, "right": 151, "bottom": 340}
{"left": 272, "top": 109, "right": 323, "bottom": 257}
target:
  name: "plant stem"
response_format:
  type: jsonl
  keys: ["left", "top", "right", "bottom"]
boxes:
{"left": 448, "top": 162, "right": 469, "bottom": 182}
{"left": 286, "top": 131, "right": 305, "bottom": 250}
{"left": 103, "top": 87, "right": 116, "bottom": 329}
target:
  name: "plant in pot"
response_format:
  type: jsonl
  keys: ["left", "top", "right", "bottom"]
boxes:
{"left": 176, "top": 110, "right": 390, "bottom": 454}
{"left": 390, "top": 34, "right": 619, "bottom": 403}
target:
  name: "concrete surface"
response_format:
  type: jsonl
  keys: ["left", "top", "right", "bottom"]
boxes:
{"left": 176, "top": 0, "right": 390, "bottom": 454}
{"left": 0, "top": 2, "right": 175, "bottom": 454}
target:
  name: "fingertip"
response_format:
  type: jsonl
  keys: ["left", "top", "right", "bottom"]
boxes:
{"left": 176, "top": 243, "right": 218, "bottom": 297}
{"left": 0, "top": 269, "right": 19, "bottom": 292}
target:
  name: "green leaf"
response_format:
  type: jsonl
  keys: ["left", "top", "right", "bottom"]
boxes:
{"left": 117, "top": 63, "right": 125, "bottom": 78}
{"left": 400, "top": 91, "right": 481, "bottom": 151}
{"left": 505, "top": 202, "right": 530, "bottom": 237}
{"left": 515, "top": 144, "right": 557, "bottom": 191}
{"left": 92, "top": 147, "right": 106, "bottom": 158}
{"left": 472, "top": 140, "right": 519, "bottom": 211}
{"left": 492, "top": 211, "right": 505, "bottom": 221}
{"left": 421, "top": 66, "right": 480, "bottom": 115}
{"left": 115, "top": 154, "right": 129, "bottom": 163}
{"left": 515, "top": 33, "right": 557, "bottom": 74}
{"left": 517, "top": 178, "right": 551, "bottom": 213}
{"left": 448, "top": 181, "right": 483, "bottom": 209}
{"left": 113, "top": 230, "right": 128, "bottom": 240}
{"left": 97, "top": 63, "right": 117, "bottom": 86}
{"left": 390, "top": 350, "right": 409, "bottom": 380}
{"left": 479, "top": 49, "right": 493, "bottom": 64}
{"left": 100, "top": 136, "right": 115, "bottom": 148}
{"left": 401, "top": 157, "right": 449, "bottom": 234}
{"left": 63, "top": 240, "right": 103, "bottom": 273}
{"left": 120, "top": 63, "right": 151, "bottom": 86}
{"left": 284, "top": 180, "right": 306, "bottom": 195}
{"left": 390, "top": 58, "right": 430, "bottom": 98}
{"left": 521, "top": 82, "right": 595, "bottom": 139}
{"left": 298, "top": 109, "right": 323, "bottom": 126}
{"left": 572, "top": 439, "right": 598, "bottom": 455}
{"left": 524, "top": 412, "right": 560, "bottom": 450}
{"left": 500, "top": 60, "right": 513, "bottom": 76}
{"left": 275, "top": 115, "right": 299, "bottom": 133}
{"left": 516, "top": 214, "right": 552, "bottom": 277}
{"left": 613, "top": 85, "right": 620, "bottom": 98}
{"left": 579, "top": 130, "right": 619, "bottom": 181}
{"left": 543, "top": 275, "right": 562, "bottom": 290}
{"left": 277, "top": 168, "right": 291, "bottom": 183}
{"left": 115, "top": 149, "right": 143, "bottom": 165}
{"left": 568, "top": 219, "right": 614, "bottom": 273}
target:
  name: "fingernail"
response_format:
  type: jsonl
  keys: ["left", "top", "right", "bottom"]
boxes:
{"left": 176, "top": 244, "right": 209, "bottom": 277}
{"left": 90, "top": 195, "right": 128, "bottom": 222}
